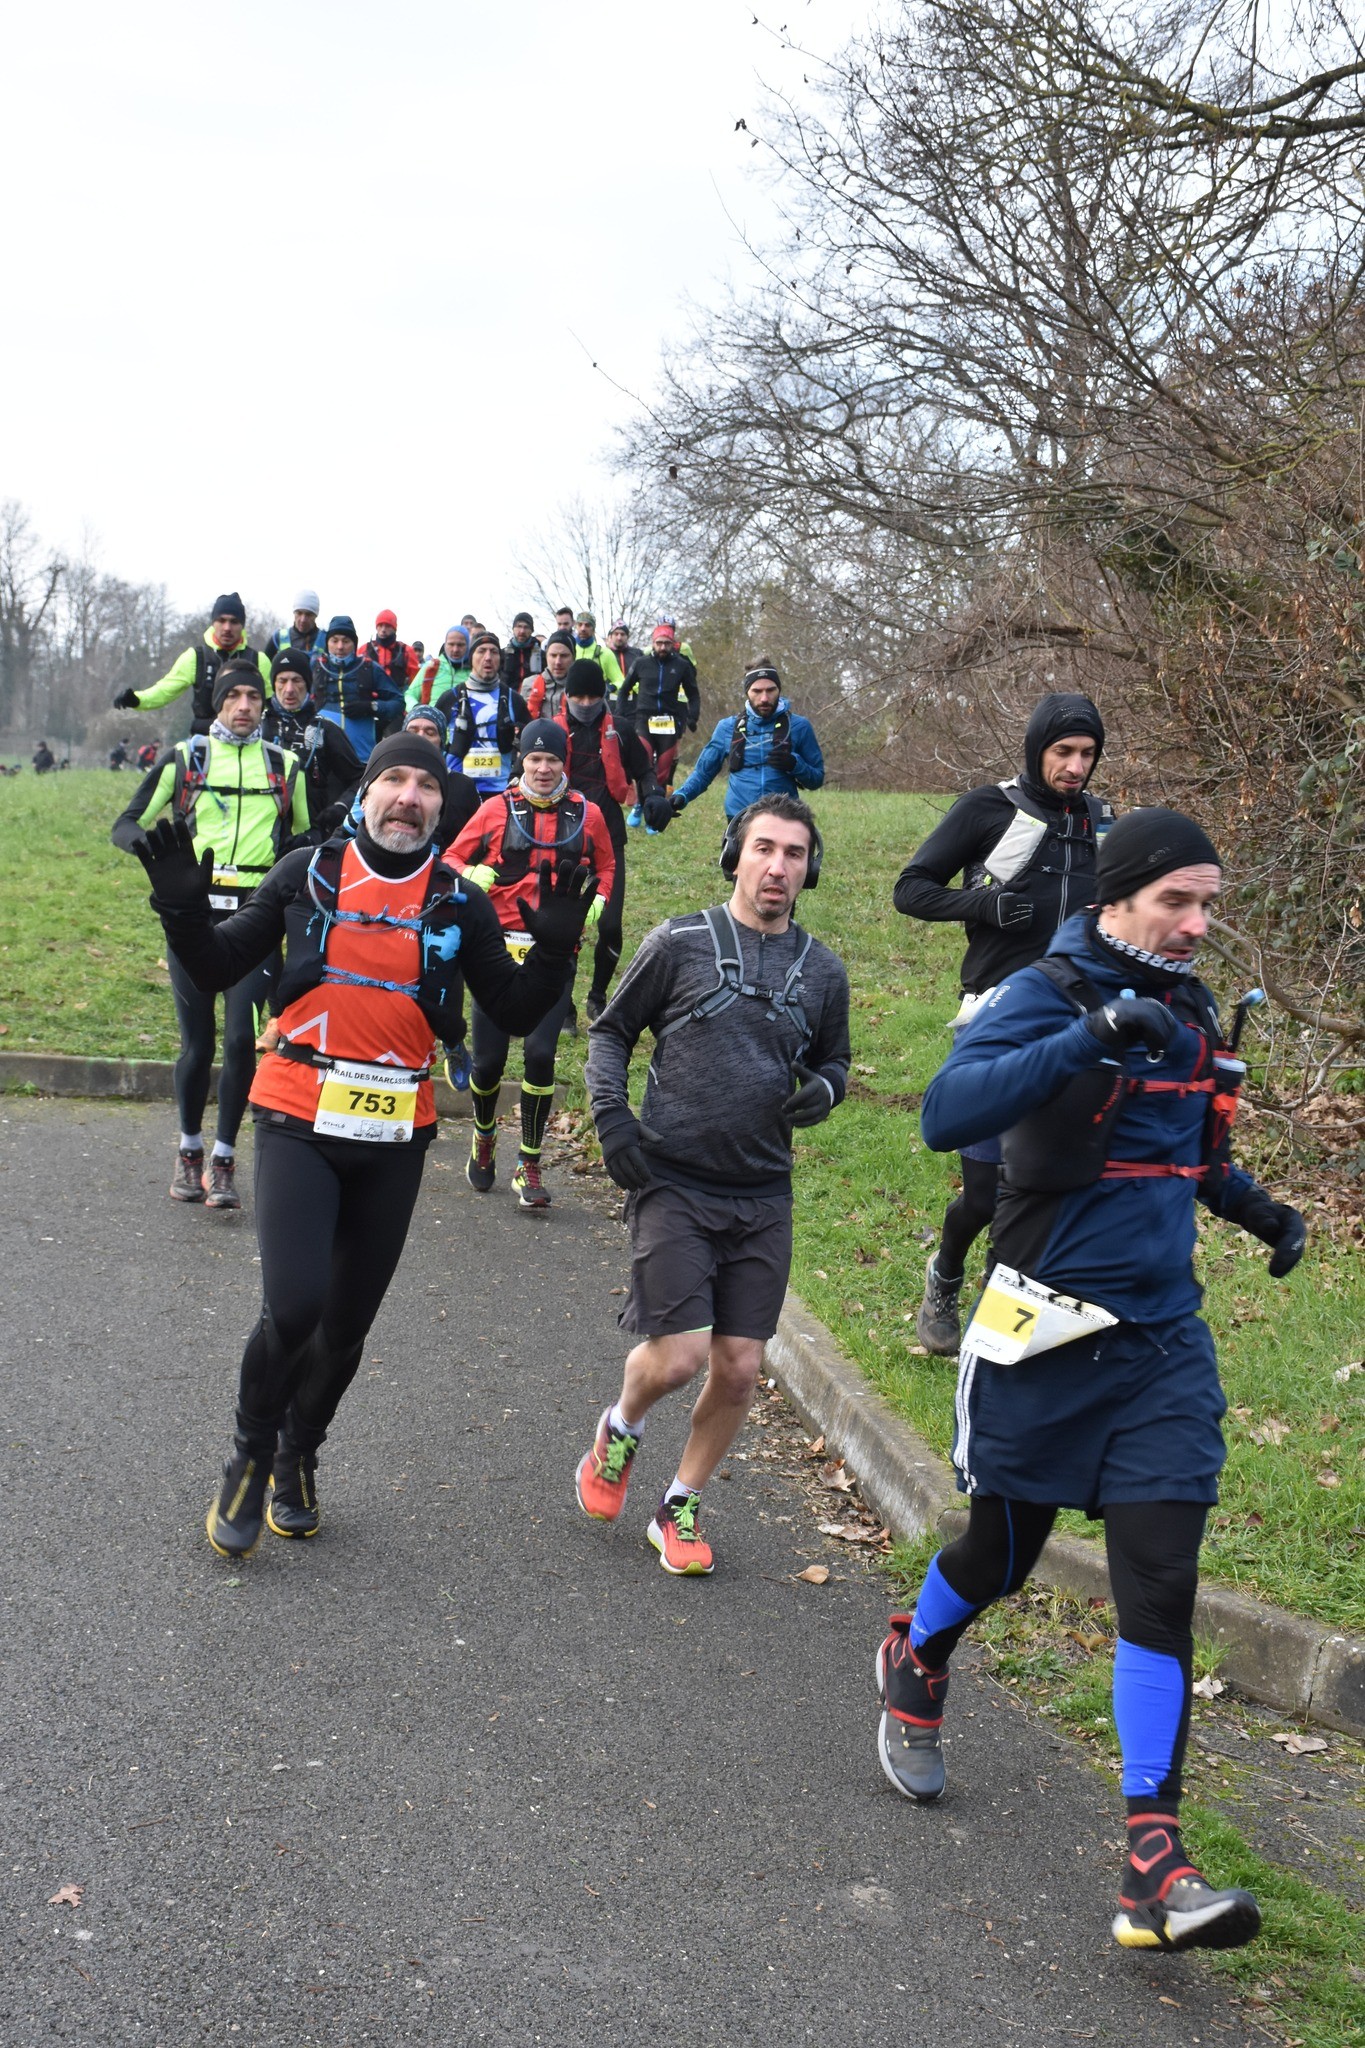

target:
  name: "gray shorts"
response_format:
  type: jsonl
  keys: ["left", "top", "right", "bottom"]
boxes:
{"left": 619, "top": 1181, "right": 794, "bottom": 1341}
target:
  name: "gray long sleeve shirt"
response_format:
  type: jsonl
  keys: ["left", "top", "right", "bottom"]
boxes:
{"left": 586, "top": 906, "right": 852, "bottom": 1196}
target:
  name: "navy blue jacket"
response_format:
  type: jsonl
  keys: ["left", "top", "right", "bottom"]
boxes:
{"left": 921, "top": 914, "right": 1255, "bottom": 1321}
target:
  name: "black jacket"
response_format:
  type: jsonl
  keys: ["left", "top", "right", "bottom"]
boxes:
{"left": 500, "top": 641, "right": 543, "bottom": 689}
{"left": 262, "top": 700, "right": 363, "bottom": 840}
{"left": 618, "top": 650, "right": 700, "bottom": 729}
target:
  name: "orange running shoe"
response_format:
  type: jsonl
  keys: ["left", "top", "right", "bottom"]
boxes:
{"left": 647, "top": 1490, "right": 714, "bottom": 1576}
{"left": 575, "top": 1408, "right": 641, "bottom": 1521}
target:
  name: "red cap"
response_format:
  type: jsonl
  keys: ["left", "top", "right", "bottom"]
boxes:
{"left": 375, "top": 607, "right": 398, "bottom": 629}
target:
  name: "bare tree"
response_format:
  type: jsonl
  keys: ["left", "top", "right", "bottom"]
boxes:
{"left": 0, "top": 501, "right": 64, "bottom": 731}
{"left": 514, "top": 491, "right": 677, "bottom": 637}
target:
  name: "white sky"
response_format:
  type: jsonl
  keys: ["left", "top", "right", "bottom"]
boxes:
{"left": 1, "top": 0, "right": 835, "bottom": 641}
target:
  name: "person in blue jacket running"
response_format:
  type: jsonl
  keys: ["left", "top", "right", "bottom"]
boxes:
{"left": 310, "top": 616, "right": 404, "bottom": 764}
{"left": 874, "top": 807, "right": 1306, "bottom": 1958}
{"left": 670, "top": 662, "right": 823, "bottom": 821}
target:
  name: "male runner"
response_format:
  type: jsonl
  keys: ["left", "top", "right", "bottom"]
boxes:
{"left": 618, "top": 621, "right": 700, "bottom": 823}
{"left": 114, "top": 592, "right": 272, "bottom": 734}
{"left": 874, "top": 807, "right": 1305, "bottom": 1954}
{"left": 131, "top": 731, "right": 595, "bottom": 1554}
{"left": 576, "top": 796, "right": 850, "bottom": 1574}
{"left": 112, "top": 656, "right": 310, "bottom": 1206}
{"left": 435, "top": 631, "right": 529, "bottom": 797}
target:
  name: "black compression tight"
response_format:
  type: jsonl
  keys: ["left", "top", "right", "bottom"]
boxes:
{"left": 469, "top": 984, "right": 574, "bottom": 1094}
{"left": 590, "top": 839, "right": 626, "bottom": 1002}
{"left": 233, "top": 1123, "right": 428, "bottom": 1456}
{"left": 937, "top": 1157, "right": 1000, "bottom": 1280}
{"left": 167, "top": 949, "right": 272, "bottom": 1146}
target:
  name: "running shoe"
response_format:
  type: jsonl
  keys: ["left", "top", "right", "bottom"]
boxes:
{"left": 915, "top": 1255, "right": 963, "bottom": 1356}
{"left": 442, "top": 1041, "right": 472, "bottom": 1092}
{"left": 206, "top": 1449, "right": 269, "bottom": 1559}
{"left": 875, "top": 1611, "right": 949, "bottom": 1802}
{"left": 512, "top": 1155, "right": 551, "bottom": 1211}
{"left": 1113, "top": 1817, "right": 1261, "bottom": 1952}
{"left": 647, "top": 1491, "right": 714, "bottom": 1575}
{"left": 170, "top": 1147, "right": 206, "bottom": 1202}
{"left": 202, "top": 1154, "right": 241, "bottom": 1209}
{"left": 267, "top": 1450, "right": 321, "bottom": 1539}
{"left": 625, "top": 805, "right": 643, "bottom": 829}
{"left": 467, "top": 1128, "right": 497, "bottom": 1192}
{"left": 575, "top": 1408, "right": 641, "bottom": 1521}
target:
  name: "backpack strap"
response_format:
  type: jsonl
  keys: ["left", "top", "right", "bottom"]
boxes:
{"left": 654, "top": 907, "right": 814, "bottom": 1047}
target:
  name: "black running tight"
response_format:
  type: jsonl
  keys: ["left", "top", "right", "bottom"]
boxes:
{"left": 469, "top": 983, "right": 574, "bottom": 1092}
{"left": 937, "top": 1156, "right": 1000, "bottom": 1281}
{"left": 590, "top": 836, "right": 627, "bottom": 1003}
{"left": 167, "top": 948, "right": 272, "bottom": 1146}
{"left": 233, "top": 1123, "right": 429, "bottom": 1455}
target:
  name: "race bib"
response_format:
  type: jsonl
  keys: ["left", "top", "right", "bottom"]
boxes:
{"left": 209, "top": 866, "right": 242, "bottom": 912}
{"left": 504, "top": 930, "right": 533, "bottom": 965}
{"left": 961, "top": 1263, "right": 1117, "bottom": 1367}
{"left": 647, "top": 714, "right": 675, "bottom": 735}
{"left": 313, "top": 1059, "right": 418, "bottom": 1144}
{"left": 465, "top": 746, "right": 502, "bottom": 779}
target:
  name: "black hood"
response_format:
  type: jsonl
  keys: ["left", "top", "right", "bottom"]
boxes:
{"left": 1021, "top": 691, "right": 1105, "bottom": 804}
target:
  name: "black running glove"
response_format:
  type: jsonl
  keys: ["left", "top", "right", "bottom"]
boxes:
{"left": 1227, "top": 1186, "right": 1308, "bottom": 1278}
{"left": 768, "top": 733, "right": 795, "bottom": 775}
{"left": 596, "top": 1109, "right": 659, "bottom": 1191}
{"left": 516, "top": 858, "right": 594, "bottom": 956}
{"left": 1085, "top": 997, "right": 1178, "bottom": 1059}
{"left": 982, "top": 888, "right": 1034, "bottom": 931}
{"left": 642, "top": 789, "right": 674, "bottom": 832}
{"left": 133, "top": 815, "right": 213, "bottom": 911}
{"left": 669, "top": 791, "right": 688, "bottom": 815}
{"left": 112, "top": 686, "right": 140, "bottom": 710}
{"left": 781, "top": 1060, "right": 835, "bottom": 1129}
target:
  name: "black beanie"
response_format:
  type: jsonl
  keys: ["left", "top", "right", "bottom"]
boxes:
{"left": 1096, "top": 807, "right": 1221, "bottom": 905}
{"left": 211, "top": 591, "right": 246, "bottom": 624}
{"left": 564, "top": 658, "right": 607, "bottom": 700}
{"left": 357, "top": 732, "right": 450, "bottom": 799}
{"left": 543, "top": 628, "right": 575, "bottom": 653}
{"left": 212, "top": 655, "right": 265, "bottom": 712}
{"left": 270, "top": 647, "right": 313, "bottom": 686}
{"left": 325, "top": 614, "right": 358, "bottom": 643}
{"left": 517, "top": 718, "right": 569, "bottom": 763}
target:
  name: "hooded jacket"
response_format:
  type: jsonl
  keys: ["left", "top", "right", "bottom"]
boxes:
{"left": 310, "top": 652, "right": 405, "bottom": 764}
{"left": 674, "top": 695, "right": 824, "bottom": 818}
{"left": 893, "top": 691, "right": 1112, "bottom": 993}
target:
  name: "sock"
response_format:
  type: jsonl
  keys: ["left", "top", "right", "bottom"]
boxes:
{"left": 932, "top": 1252, "right": 964, "bottom": 1286}
{"left": 212, "top": 1140, "right": 235, "bottom": 1161}
{"left": 519, "top": 1080, "right": 556, "bottom": 1156}
{"left": 664, "top": 1476, "right": 697, "bottom": 1505}
{"left": 1113, "top": 1638, "right": 1186, "bottom": 1800}
{"left": 609, "top": 1401, "right": 643, "bottom": 1439}
{"left": 909, "top": 1555, "right": 978, "bottom": 1658}
{"left": 179, "top": 1133, "right": 203, "bottom": 1154}
{"left": 470, "top": 1079, "right": 501, "bottom": 1134}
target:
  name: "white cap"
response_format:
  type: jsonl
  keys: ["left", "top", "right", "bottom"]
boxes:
{"left": 293, "top": 588, "right": 321, "bottom": 615}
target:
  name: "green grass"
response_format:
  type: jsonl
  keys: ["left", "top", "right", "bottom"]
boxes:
{"left": 5, "top": 774, "right": 1362, "bottom": 1625}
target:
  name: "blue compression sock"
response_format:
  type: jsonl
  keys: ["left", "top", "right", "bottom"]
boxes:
{"left": 1113, "top": 1637, "right": 1186, "bottom": 1799}
{"left": 910, "top": 1555, "right": 979, "bottom": 1654}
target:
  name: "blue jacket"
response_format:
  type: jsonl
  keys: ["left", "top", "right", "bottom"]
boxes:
{"left": 675, "top": 697, "right": 824, "bottom": 818}
{"left": 310, "top": 654, "right": 404, "bottom": 764}
{"left": 921, "top": 914, "right": 1255, "bottom": 1322}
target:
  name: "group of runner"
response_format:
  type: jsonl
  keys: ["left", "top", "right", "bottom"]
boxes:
{"left": 108, "top": 586, "right": 1308, "bottom": 1961}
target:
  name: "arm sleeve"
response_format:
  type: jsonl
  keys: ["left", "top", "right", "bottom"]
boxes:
{"left": 621, "top": 726, "right": 658, "bottom": 793}
{"left": 524, "top": 675, "right": 545, "bottom": 717}
{"left": 600, "top": 647, "right": 624, "bottom": 691}
{"left": 436, "top": 776, "right": 483, "bottom": 850}
{"left": 806, "top": 956, "right": 851, "bottom": 1104}
{"left": 892, "top": 790, "right": 1010, "bottom": 924}
{"left": 675, "top": 720, "right": 731, "bottom": 804}
{"left": 585, "top": 925, "right": 674, "bottom": 1130}
{"left": 110, "top": 759, "right": 178, "bottom": 850}
{"left": 152, "top": 857, "right": 302, "bottom": 992}
{"left": 617, "top": 659, "right": 639, "bottom": 708}
{"left": 511, "top": 690, "right": 530, "bottom": 731}
{"left": 371, "top": 665, "right": 406, "bottom": 725}
{"left": 920, "top": 978, "right": 1105, "bottom": 1151}
{"left": 792, "top": 717, "right": 825, "bottom": 790}
{"left": 132, "top": 646, "right": 197, "bottom": 713}
{"left": 321, "top": 725, "right": 364, "bottom": 811}
{"left": 585, "top": 802, "right": 617, "bottom": 904}
{"left": 455, "top": 885, "right": 574, "bottom": 1035}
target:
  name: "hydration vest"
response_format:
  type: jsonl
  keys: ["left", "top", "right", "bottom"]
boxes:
{"left": 730, "top": 702, "right": 790, "bottom": 770}
{"left": 492, "top": 788, "right": 589, "bottom": 887}
{"left": 655, "top": 906, "right": 814, "bottom": 1054}
{"left": 448, "top": 681, "right": 520, "bottom": 760}
{"left": 364, "top": 638, "right": 414, "bottom": 682}
{"left": 973, "top": 781, "right": 1113, "bottom": 887}
{"left": 555, "top": 707, "right": 631, "bottom": 805}
{"left": 191, "top": 641, "right": 265, "bottom": 727}
{"left": 274, "top": 836, "right": 466, "bottom": 1022}
{"left": 172, "top": 733, "right": 300, "bottom": 872}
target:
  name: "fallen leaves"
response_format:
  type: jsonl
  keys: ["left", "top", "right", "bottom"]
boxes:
{"left": 1272, "top": 1730, "right": 1329, "bottom": 1757}
{"left": 49, "top": 1884, "right": 83, "bottom": 1908}
{"left": 1247, "top": 1416, "right": 1291, "bottom": 1447}
{"left": 1333, "top": 1360, "right": 1363, "bottom": 1384}
{"left": 794, "top": 1564, "right": 830, "bottom": 1585}
{"left": 820, "top": 1458, "right": 855, "bottom": 1494}
{"left": 1192, "top": 1674, "right": 1226, "bottom": 1700}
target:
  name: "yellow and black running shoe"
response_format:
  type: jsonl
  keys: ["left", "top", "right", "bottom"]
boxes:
{"left": 1113, "top": 1815, "right": 1260, "bottom": 1951}
{"left": 206, "top": 1449, "right": 268, "bottom": 1559}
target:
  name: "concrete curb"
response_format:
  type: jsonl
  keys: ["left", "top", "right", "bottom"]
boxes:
{"left": 0, "top": 1051, "right": 532, "bottom": 1121}
{"left": 767, "top": 1294, "right": 1365, "bottom": 1741}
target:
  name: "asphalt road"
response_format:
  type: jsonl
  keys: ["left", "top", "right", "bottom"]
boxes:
{"left": 1, "top": 1099, "right": 1270, "bottom": 2046}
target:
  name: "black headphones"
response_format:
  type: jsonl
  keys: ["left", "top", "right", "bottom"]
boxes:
{"left": 719, "top": 807, "right": 824, "bottom": 890}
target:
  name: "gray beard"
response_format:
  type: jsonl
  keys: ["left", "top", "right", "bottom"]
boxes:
{"left": 369, "top": 819, "right": 429, "bottom": 853}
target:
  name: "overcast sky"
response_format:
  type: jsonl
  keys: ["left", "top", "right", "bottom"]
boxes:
{"left": 1, "top": 0, "right": 840, "bottom": 642}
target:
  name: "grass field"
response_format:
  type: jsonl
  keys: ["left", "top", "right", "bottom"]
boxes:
{"left": 4, "top": 770, "right": 1362, "bottom": 1627}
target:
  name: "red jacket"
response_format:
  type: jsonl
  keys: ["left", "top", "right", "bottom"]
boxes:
{"left": 448, "top": 783, "right": 616, "bottom": 935}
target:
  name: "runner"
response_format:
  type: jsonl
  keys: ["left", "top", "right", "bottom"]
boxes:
{"left": 401, "top": 705, "right": 482, "bottom": 847}
{"left": 311, "top": 615, "right": 404, "bottom": 763}
{"left": 571, "top": 611, "right": 624, "bottom": 696}
{"left": 523, "top": 629, "right": 575, "bottom": 719}
{"left": 617, "top": 621, "right": 701, "bottom": 824}
{"left": 434, "top": 631, "right": 530, "bottom": 798}
{"left": 447, "top": 719, "right": 614, "bottom": 1208}
{"left": 671, "top": 661, "right": 823, "bottom": 822}
{"left": 265, "top": 590, "right": 326, "bottom": 662}
{"left": 111, "top": 656, "right": 310, "bottom": 1208}
{"left": 556, "top": 658, "right": 671, "bottom": 1021}
{"left": 893, "top": 692, "right": 1110, "bottom": 1354}
{"left": 408, "top": 624, "right": 472, "bottom": 710}
{"left": 576, "top": 796, "right": 850, "bottom": 1574}
{"left": 362, "top": 609, "right": 422, "bottom": 697}
{"left": 262, "top": 648, "right": 363, "bottom": 842}
{"left": 501, "top": 612, "right": 543, "bottom": 690}
{"left": 130, "top": 731, "right": 596, "bottom": 1554}
{"left": 113, "top": 592, "right": 272, "bottom": 735}
{"left": 874, "top": 808, "right": 1305, "bottom": 1954}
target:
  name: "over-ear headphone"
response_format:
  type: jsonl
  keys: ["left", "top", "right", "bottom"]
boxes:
{"left": 719, "top": 809, "right": 824, "bottom": 890}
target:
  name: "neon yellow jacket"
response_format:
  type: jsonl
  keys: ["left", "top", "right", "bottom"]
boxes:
{"left": 133, "top": 628, "right": 273, "bottom": 712}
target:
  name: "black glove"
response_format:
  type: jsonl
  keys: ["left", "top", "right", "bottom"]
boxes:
{"left": 728, "top": 731, "right": 747, "bottom": 773}
{"left": 342, "top": 683, "right": 378, "bottom": 715}
{"left": 495, "top": 714, "right": 519, "bottom": 755}
{"left": 982, "top": 888, "right": 1034, "bottom": 931}
{"left": 669, "top": 791, "right": 688, "bottom": 816}
{"left": 516, "top": 858, "right": 595, "bottom": 955}
{"left": 642, "top": 789, "right": 674, "bottom": 832}
{"left": 768, "top": 734, "right": 795, "bottom": 774}
{"left": 598, "top": 1112, "right": 662, "bottom": 1191}
{"left": 1085, "top": 997, "right": 1179, "bottom": 1059}
{"left": 113, "top": 687, "right": 141, "bottom": 711}
{"left": 1227, "top": 1187, "right": 1307, "bottom": 1278}
{"left": 781, "top": 1060, "right": 834, "bottom": 1129}
{"left": 132, "top": 815, "right": 213, "bottom": 911}
{"left": 687, "top": 717, "right": 698, "bottom": 733}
